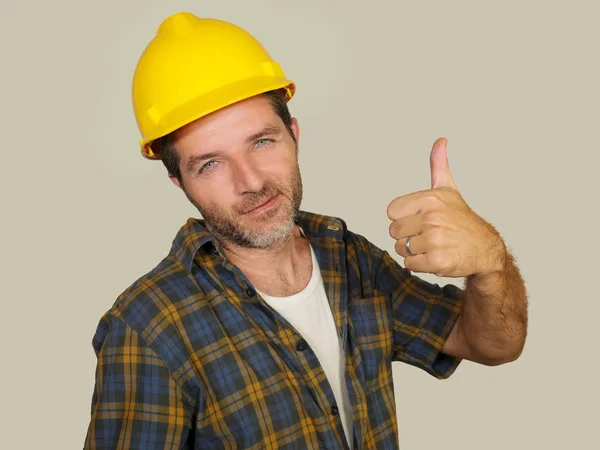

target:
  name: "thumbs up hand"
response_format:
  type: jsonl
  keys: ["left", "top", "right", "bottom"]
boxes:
{"left": 387, "top": 138, "right": 505, "bottom": 278}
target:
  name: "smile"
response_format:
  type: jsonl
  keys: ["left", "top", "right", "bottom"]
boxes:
{"left": 245, "top": 195, "right": 278, "bottom": 215}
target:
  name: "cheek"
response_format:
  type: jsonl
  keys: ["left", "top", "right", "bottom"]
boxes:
{"left": 185, "top": 180, "right": 233, "bottom": 211}
{"left": 261, "top": 153, "right": 297, "bottom": 180}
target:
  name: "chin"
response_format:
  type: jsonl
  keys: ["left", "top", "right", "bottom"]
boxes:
{"left": 245, "top": 217, "right": 296, "bottom": 248}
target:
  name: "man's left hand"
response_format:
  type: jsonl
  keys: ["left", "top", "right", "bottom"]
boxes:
{"left": 387, "top": 137, "right": 506, "bottom": 278}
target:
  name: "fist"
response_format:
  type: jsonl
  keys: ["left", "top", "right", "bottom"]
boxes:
{"left": 387, "top": 138, "right": 504, "bottom": 278}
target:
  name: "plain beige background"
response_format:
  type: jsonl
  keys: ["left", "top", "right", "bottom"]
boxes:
{"left": 1, "top": 0, "right": 598, "bottom": 448}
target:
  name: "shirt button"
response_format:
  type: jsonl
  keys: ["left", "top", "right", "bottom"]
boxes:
{"left": 295, "top": 339, "right": 307, "bottom": 351}
{"left": 331, "top": 405, "right": 339, "bottom": 416}
{"left": 245, "top": 288, "right": 256, "bottom": 297}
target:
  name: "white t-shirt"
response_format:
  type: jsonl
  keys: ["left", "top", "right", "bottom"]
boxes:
{"left": 256, "top": 241, "right": 354, "bottom": 449}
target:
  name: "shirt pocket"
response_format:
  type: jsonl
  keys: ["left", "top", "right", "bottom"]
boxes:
{"left": 349, "top": 292, "right": 394, "bottom": 388}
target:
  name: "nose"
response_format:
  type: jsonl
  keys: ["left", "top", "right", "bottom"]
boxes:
{"left": 231, "top": 157, "right": 265, "bottom": 194}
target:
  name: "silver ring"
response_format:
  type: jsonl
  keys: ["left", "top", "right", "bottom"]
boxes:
{"left": 405, "top": 235, "right": 415, "bottom": 256}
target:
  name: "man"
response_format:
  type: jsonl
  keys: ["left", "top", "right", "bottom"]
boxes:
{"left": 84, "top": 12, "right": 528, "bottom": 449}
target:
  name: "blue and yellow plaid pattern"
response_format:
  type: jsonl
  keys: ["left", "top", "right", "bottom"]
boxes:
{"left": 84, "top": 211, "right": 463, "bottom": 449}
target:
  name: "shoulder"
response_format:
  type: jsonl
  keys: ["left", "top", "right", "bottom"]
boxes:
{"left": 91, "top": 251, "right": 204, "bottom": 393}
{"left": 97, "top": 244, "right": 202, "bottom": 342}
{"left": 104, "top": 217, "right": 216, "bottom": 334}
{"left": 107, "top": 252, "right": 184, "bottom": 327}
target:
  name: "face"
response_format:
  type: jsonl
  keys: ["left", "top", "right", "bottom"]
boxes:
{"left": 169, "top": 95, "right": 303, "bottom": 249}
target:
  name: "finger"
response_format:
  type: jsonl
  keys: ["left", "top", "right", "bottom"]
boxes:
{"left": 387, "top": 190, "right": 444, "bottom": 221}
{"left": 403, "top": 254, "right": 432, "bottom": 274}
{"left": 389, "top": 214, "right": 423, "bottom": 240}
{"left": 430, "top": 137, "right": 458, "bottom": 190}
{"left": 394, "top": 233, "right": 425, "bottom": 258}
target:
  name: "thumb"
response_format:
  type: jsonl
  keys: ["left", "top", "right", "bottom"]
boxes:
{"left": 430, "top": 137, "right": 457, "bottom": 190}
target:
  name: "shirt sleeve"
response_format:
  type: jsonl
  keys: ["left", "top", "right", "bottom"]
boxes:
{"left": 375, "top": 250, "right": 464, "bottom": 379}
{"left": 84, "top": 313, "right": 193, "bottom": 449}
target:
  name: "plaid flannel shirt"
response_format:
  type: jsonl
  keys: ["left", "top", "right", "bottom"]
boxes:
{"left": 84, "top": 210, "right": 463, "bottom": 449}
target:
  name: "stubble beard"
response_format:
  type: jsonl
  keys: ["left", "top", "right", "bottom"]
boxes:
{"left": 185, "top": 162, "right": 303, "bottom": 249}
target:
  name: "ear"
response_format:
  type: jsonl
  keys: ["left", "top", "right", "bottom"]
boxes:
{"left": 290, "top": 117, "right": 300, "bottom": 148}
{"left": 168, "top": 173, "right": 183, "bottom": 189}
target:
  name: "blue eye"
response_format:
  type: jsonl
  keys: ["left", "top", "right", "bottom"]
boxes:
{"left": 200, "top": 161, "right": 217, "bottom": 173}
{"left": 256, "top": 138, "right": 272, "bottom": 147}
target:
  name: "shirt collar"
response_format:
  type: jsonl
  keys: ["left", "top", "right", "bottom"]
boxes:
{"left": 171, "top": 210, "right": 347, "bottom": 272}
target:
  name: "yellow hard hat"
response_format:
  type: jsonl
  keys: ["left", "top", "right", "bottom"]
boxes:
{"left": 132, "top": 12, "right": 296, "bottom": 160}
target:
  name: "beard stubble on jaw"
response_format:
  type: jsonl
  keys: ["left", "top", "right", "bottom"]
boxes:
{"left": 185, "top": 163, "right": 303, "bottom": 249}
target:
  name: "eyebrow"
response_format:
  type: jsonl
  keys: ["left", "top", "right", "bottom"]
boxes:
{"left": 245, "top": 125, "right": 282, "bottom": 144}
{"left": 185, "top": 125, "right": 283, "bottom": 173}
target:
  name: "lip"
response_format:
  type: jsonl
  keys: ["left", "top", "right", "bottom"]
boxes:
{"left": 245, "top": 195, "right": 278, "bottom": 215}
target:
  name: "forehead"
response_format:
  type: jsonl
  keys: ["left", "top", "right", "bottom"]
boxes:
{"left": 174, "top": 95, "right": 281, "bottom": 154}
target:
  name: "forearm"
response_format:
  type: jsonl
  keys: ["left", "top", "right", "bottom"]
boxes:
{"left": 457, "top": 245, "right": 528, "bottom": 365}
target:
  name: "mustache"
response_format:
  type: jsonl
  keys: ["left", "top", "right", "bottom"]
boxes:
{"left": 237, "top": 183, "right": 285, "bottom": 214}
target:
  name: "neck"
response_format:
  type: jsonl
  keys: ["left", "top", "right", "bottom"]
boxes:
{"left": 220, "top": 225, "right": 312, "bottom": 295}
{"left": 221, "top": 224, "right": 301, "bottom": 270}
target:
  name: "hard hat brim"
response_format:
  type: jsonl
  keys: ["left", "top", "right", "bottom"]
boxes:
{"left": 140, "top": 76, "right": 295, "bottom": 160}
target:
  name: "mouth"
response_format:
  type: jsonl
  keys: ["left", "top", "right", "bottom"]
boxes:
{"left": 244, "top": 195, "right": 278, "bottom": 215}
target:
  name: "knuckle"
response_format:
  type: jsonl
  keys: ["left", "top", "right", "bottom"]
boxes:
{"left": 422, "top": 211, "right": 444, "bottom": 226}
{"left": 427, "top": 190, "right": 444, "bottom": 201}
{"left": 422, "top": 211, "right": 438, "bottom": 224}
{"left": 427, "top": 229, "right": 443, "bottom": 247}
{"left": 428, "top": 191, "right": 449, "bottom": 207}
{"left": 423, "top": 233, "right": 436, "bottom": 248}
{"left": 427, "top": 252, "right": 446, "bottom": 273}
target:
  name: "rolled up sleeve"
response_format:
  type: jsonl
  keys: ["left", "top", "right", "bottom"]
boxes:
{"left": 377, "top": 251, "right": 464, "bottom": 379}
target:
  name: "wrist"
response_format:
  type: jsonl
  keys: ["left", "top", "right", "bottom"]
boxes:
{"left": 475, "top": 236, "right": 508, "bottom": 278}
